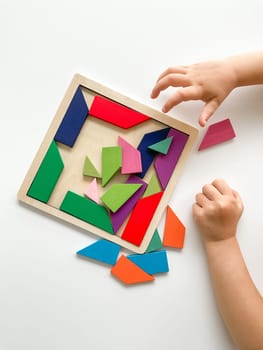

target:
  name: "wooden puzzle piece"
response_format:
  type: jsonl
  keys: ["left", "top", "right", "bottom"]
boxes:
{"left": 143, "top": 172, "right": 162, "bottom": 198}
{"left": 102, "top": 146, "right": 122, "bottom": 187}
{"left": 110, "top": 176, "right": 147, "bottom": 233}
{"left": 137, "top": 128, "right": 170, "bottom": 177}
{"left": 127, "top": 250, "right": 169, "bottom": 274}
{"left": 121, "top": 191, "right": 163, "bottom": 246}
{"left": 111, "top": 255, "right": 154, "bottom": 284}
{"left": 54, "top": 87, "right": 89, "bottom": 147}
{"left": 60, "top": 191, "right": 114, "bottom": 234}
{"left": 89, "top": 95, "right": 150, "bottom": 129}
{"left": 77, "top": 239, "right": 121, "bottom": 265}
{"left": 84, "top": 178, "right": 99, "bottom": 204}
{"left": 148, "top": 136, "right": 174, "bottom": 155}
{"left": 145, "top": 229, "right": 163, "bottom": 253}
{"left": 154, "top": 128, "right": 189, "bottom": 190}
{"left": 198, "top": 118, "right": 236, "bottom": 151}
{"left": 100, "top": 183, "right": 142, "bottom": 213}
{"left": 118, "top": 136, "right": 142, "bottom": 174}
{"left": 27, "top": 140, "right": 64, "bottom": 203}
{"left": 163, "top": 206, "right": 185, "bottom": 249}
{"left": 83, "top": 156, "right": 101, "bottom": 178}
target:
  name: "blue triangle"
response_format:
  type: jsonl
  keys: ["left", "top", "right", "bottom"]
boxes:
{"left": 77, "top": 239, "right": 121, "bottom": 265}
{"left": 127, "top": 250, "right": 169, "bottom": 274}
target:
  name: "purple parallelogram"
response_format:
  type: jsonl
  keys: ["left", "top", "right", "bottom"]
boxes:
{"left": 154, "top": 128, "right": 189, "bottom": 190}
{"left": 110, "top": 175, "right": 147, "bottom": 233}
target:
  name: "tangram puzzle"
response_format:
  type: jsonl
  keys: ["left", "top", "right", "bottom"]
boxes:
{"left": 17, "top": 74, "right": 198, "bottom": 254}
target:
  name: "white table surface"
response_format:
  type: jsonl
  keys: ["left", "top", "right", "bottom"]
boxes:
{"left": 1, "top": 1, "right": 263, "bottom": 349}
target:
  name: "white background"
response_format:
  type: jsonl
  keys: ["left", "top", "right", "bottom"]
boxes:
{"left": 1, "top": 0, "right": 263, "bottom": 349}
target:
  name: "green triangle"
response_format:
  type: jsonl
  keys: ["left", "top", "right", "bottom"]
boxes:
{"left": 101, "top": 183, "right": 142, "bottom": 212}
{"left": 143, "top": 172, "right": 162, "bottom": 198}
{"left": 83, "top": 156, "right": 101, "bottom": 178}
{"left": 146, "top": 229, "right": 163, "bottom": 253}
{"left": 102, "top": 146, "right": 122, "bottom": 187}
{"left": 148, "top": 136, "right": 174, "bottom": 154}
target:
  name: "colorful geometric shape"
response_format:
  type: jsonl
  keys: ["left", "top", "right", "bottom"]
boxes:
{"left": 76, "top": 239, "right": 121, "bottom": 265}
{"left": 127, "top": 250, "right": 169, "bottom": 274}
{"left": 121, "top": 191, "right": 164, "bottom": 246}
{"left": 198, "top": 118, "right": 236, "bottom": 151}
{"left": 110, "top": 176, "right": 147, "bottom": 233}
{"left": 27, "top": 140, "right": 64, "bottom": 203}
{"left": 154, "top": 128, "right": 189, "bottom": 190}
{"left": 89, "top": 95, "right": 150, "bottom": 129}
{"left": 83, "top": 156, "right": 101, "bottom": 178}
{"left": 148, "top": 136, "right": 174, "bottom": 154}
{"left": 111, "top": 255, "right": 154, "bottom": 284}
{"left": 145, "top": 229, "right": 163, "bottom": 253}
{"left": 100, "top": 183, "right": 142, "bottom": 213}
{"left": 163, "top": 206, "right": 185, "bottom": 249}
{"left": 118, "top": 136, "right": 142, "bottom": 174}
{"left": 54, "top": 86, "right": 89, "bottom": 147}
{"left": 84, "top": 178, "right": 99, "bottom": 204}
{"left": 137, "top": 128, "right": 170, "bottom": 177}
{"left": 60, "top": 191, "right": 114, "bottom": 234}
{"left": 101, "top": 146, "right": 122, "bottom": 187}
{"left": 143, "top": 172, "right": 162, "bottom": 198}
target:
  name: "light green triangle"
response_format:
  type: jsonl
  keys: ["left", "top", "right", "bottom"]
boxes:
{"left": 102, "top": 146, "right": 122, "bottom": 187}
{"left": 100, "top": 183, "right": 142, "bottom": 212}
{"left": 143, "top": 172, "right": 162, "bottom": 198}
{"left": 148, "top": 136, "right": 174, "bottom": 154}
{"left": 83, "top": 156, "right": 101, "bottom": 178}
{"left": 146, "top": 229, "right": 163, "bottom": 253}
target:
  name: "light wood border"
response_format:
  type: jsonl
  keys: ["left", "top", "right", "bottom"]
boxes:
{"left": 17, "top": 74, "right": 198, "bottom": 253}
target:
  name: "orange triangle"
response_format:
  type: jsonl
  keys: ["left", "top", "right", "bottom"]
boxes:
{"left": 163, "top": 206, "right": 185, "bottom": 249}
{"left": 111, "top": 255, "right": 154, "bottom": 284}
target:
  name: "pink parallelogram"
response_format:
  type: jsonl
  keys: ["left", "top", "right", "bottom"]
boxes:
{"left": 198, "top": 118, "right": 236, "bottom": 151}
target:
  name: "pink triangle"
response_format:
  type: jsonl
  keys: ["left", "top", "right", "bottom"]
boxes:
{"left": 198, "top": 118, "right": 236, "bottom": 151}
{"left": 84, "top": 178, "right": 99, "bottom": 203}
{"left": 118, "top": 136, "right": 142, "bottom": 174}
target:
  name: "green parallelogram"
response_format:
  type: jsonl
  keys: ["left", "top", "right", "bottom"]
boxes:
{"left": 27, "top": 140, "right": 64, "bottom": 203}
{"left": 60, "top": 191, "right": 114, "bottom": 234}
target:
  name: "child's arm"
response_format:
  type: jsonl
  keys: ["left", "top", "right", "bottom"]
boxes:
{"left": 151, "top": 51, "right": 263, "bottom": 126}
{"left": 193, "top": 179, "right": 263, "bottom": 349}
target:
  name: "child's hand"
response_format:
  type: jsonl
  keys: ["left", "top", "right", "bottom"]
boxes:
{"left": 151, "top": 60, "right": 237, "bottom": 127}
{"left": 192, "top": 179, "right": 243, "bottom": 243}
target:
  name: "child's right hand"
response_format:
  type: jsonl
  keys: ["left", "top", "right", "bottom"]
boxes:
{"left": 192, "top": 179, "right": 244, "bottom": 243}
{"left": 151, "top": 59, "right": 237, "bottom": 127}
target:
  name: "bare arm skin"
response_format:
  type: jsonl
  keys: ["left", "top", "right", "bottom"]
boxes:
{"left": 193, "top": 179, "right": 263, "bottom": 349}
{"left": 151, "top": 51, "right": 263, "bottom": 126}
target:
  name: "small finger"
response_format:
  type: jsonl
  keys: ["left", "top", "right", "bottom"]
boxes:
{"left": 202, "top": 183, "right": 221, "bottom": 200}
{"left": 212, "top": 178, "right": 233, "bottom": 195}
{"left": 151, "top": 73, "right": 190, "bottom": 99}
{"left": 156, "top": 66, "right": 188, "bottom": 82}
{"left": 162, "top": 86, "right": 201, "bottom": 113}
{"left": 195, "top": 192, "right": 210, "bottom": 207}
{"left": 199, "top": 99, "right": 219, "bottom": 127}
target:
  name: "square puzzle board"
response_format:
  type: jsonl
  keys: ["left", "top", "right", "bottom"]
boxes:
{"left": 17, "top": 74, "right": 198, "bottom": 253}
